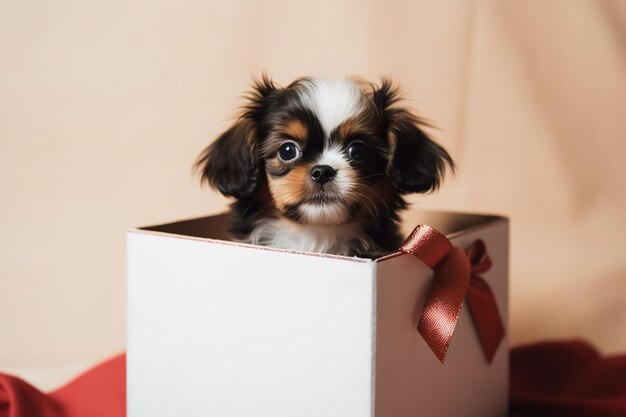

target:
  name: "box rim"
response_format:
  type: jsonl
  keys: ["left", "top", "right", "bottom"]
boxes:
{"left": 127, "top": 228, "right": 373, "bottom": 263}
{"left": 128, "top": 211, "right": 508, "bottom": 264}
{"left": 375, "top": 216, "right": 509, "bottom": 263}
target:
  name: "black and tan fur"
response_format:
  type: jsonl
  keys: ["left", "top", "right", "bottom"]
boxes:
{"left": 196, "top": 76, "right": 454, "bottom": 257}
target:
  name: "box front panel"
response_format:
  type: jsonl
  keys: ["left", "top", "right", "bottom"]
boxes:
{"left": 375, "top": 220, "right": 509, "bottom": 417}
{"left": 128, "top": 233, "right": 376, "bottom": 417}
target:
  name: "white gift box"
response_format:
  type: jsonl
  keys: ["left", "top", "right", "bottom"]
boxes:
{"left": 127, "top": 210, "right": 509, "bottom": 417}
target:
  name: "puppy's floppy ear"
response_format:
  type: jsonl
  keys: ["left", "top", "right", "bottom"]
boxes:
{"left": 195, "top": 118, "right": 259, "bottom": 198}
{"left": 373, "top": 79, "right": 455, "bottom": 193}
{"left": 195, "top": 75, "right": 280, "bottom": 199}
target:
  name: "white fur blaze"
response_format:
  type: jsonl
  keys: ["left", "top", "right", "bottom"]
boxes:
{"left": 297, "top": 78, "right": 364, "bottom": 137}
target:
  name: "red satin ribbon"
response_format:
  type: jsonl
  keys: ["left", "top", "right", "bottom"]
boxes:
{"left": 400, "top": 225, "right": 505, "bottom": 364}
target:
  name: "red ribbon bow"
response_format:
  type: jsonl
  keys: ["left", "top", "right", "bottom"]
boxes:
{"left": 400, "top": 225, "right": 505, "bottom": 364}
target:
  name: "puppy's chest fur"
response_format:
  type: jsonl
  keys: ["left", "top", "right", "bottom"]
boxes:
{"left": 244, "top": 218, "right": 377, "bottom": 257}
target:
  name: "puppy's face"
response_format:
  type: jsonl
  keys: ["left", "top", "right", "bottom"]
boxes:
{"left": 197, "top": 76, "right": 453, "bottom": 227}
{"left": 259, "top": 79, "right": 389, "bottom": 225}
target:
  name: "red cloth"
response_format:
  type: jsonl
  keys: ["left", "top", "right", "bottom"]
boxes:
{"left": 1, "top": 341, "right": 624, "bottom": 417}
{"left": 0, "top": 355, "right": 125, "bottom": 417}
{"left": 510, "top": 340, "right": 626, "bottom": 417}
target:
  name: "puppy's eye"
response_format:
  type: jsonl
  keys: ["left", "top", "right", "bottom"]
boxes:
{"left": 347, "top": 141, "right": 367, "bottom": 161}
{"left": 278, "top": 141, "right": 300, "bottom": 162}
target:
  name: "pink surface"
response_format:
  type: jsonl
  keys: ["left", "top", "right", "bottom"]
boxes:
{"left": 1, "top": 341, "right": 625, "bottom": 417}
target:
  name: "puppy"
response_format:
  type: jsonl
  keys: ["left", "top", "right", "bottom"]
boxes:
{"left": 196, "top": 76, "right": 454, "bottom": 257}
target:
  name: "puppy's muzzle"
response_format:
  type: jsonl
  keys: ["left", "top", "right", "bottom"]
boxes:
{"left": 310, "top": 165, "right": 336, "bottom": 185}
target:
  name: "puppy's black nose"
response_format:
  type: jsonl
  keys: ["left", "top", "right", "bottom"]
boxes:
{"left": 310, "top": 165, "right": 336, "bottom": 184}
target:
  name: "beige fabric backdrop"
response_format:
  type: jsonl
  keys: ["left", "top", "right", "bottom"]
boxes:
{"left": 1, "top": 0, "right": 625, "bottom": 389}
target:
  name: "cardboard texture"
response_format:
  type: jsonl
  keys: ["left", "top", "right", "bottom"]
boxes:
{"left": 127, "top": 210, "right": 509, "bottom": 417}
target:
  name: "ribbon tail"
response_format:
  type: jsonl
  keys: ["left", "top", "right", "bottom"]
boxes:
{"left": 417, "top": 247, "right": 470, "bottom": 363}
{"left": 465, "top": 275, "right": 506, "bottom": 363}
